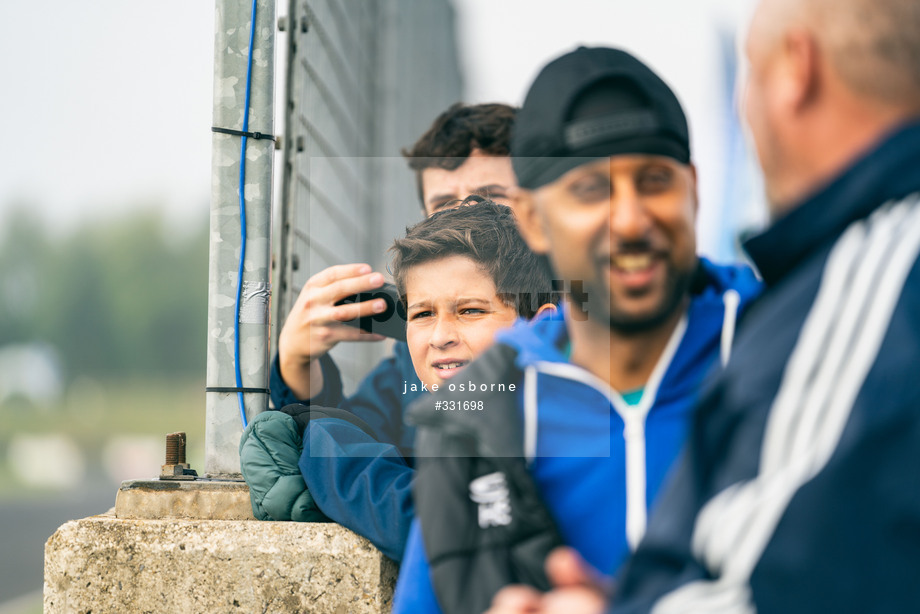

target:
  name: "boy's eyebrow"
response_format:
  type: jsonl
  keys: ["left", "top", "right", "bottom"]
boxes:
{"left": 407, "top": 296, "right": 494, "bottom": 311}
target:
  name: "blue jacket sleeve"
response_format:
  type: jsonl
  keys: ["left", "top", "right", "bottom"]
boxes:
{"left": 392, "top": 519, "right": 444, "bottom": 614}
{"left": 271, "top": 343, "right": 422, "bottom": 454}
{"left": 269, "top": 352, "right": 345, "bottom": 409}
{"left": 301, "top": 417, "right": 414, "bottom": 562}
{"left": 280, "top": 342, "right": 425, "bottom": 559}
{"left": 330, "top": 342, "right": 423, "bottom": 456}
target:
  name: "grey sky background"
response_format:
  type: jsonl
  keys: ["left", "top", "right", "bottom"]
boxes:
{"left": 0, "top": 1, "right": 214, "bottom": 235}
{"left": 0, "top": 0, "right": 761, "bottom": 254}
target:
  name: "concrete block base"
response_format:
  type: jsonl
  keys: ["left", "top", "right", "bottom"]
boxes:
{"left": 115, "top": 478, "right": 256, "bottom": 520}
{"left": 44, "top": 512, "right": 397, "bottom": 613}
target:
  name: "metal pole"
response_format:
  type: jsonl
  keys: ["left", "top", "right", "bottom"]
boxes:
{"left": 205, "top": 0, "right": 275, "bottom": 477}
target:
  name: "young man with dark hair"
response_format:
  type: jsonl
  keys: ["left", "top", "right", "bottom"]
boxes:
{"left": 403, "top": 102, "right": 518, "bottom": 214}
{"left": 394, "top": 47, "right": 762, "bottom": 614}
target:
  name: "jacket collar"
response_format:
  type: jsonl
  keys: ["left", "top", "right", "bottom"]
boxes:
{"left": 744, "top": 120, "right": 920, "bottom": 286}
{"left": 496, "top": 307, "right": 570, "bottom": 370}
{"left": 496, "top": 256, "right": 758, "bottom": 371}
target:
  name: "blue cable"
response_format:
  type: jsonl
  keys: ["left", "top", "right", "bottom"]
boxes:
{"left": 234, "top": 0, "right": 259, "bottom": 428}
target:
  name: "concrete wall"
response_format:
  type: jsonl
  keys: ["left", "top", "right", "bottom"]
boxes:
{"left": 45, "top": 512, "right": 397, "bottom": 613}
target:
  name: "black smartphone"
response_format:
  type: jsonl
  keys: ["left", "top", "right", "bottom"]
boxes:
{"left": 335, "top": 282, "right": 407, "bottom": 342}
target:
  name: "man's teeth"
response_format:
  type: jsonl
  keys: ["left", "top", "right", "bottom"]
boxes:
{"left": 436, "top": 362, "right": 465, "bottom": 370}
{"left": 613, "top": 253, "right": 654, "bottom": 272}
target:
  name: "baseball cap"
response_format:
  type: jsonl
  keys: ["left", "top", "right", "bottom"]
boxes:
{"left": 511, "top": 46, "right": 691, "bottom": 190}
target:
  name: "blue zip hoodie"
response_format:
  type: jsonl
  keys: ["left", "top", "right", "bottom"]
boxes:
{"left": 393, "top": 258, "right": 762, "bottom": 613}
{"left": 266, "top": 343, "right": 424, "bottom": 561}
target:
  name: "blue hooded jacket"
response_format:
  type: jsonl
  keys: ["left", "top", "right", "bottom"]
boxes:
{"left": 266, "top": 343, "right": 423, "bottom": 561}
{"left": 393, "top": 258, "right": 762, "bottom": 613}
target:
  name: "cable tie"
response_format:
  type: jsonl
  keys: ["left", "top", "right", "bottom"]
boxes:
{"left": 211, "top": 126, "right": 276, "bottom": 141}
{"left": 206, "top": 386, "right": 270, "bottom": 394}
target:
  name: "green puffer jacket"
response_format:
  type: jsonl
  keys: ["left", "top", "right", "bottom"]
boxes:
{"left": 239, "top": 410, "right": 329, "bottom": 522}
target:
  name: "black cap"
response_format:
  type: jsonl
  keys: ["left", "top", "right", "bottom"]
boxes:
{"left": 512, "top": 47, "right": 691, "bottom": 190}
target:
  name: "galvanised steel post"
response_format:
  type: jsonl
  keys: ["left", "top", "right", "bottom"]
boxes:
{"left": 205, "top": 0, "right": 275, "bottom": 476}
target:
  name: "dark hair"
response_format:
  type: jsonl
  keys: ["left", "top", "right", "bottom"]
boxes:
{"left": 390, "top": 197, "right": 557, "bottom": 319}
{"left": 402, "top": 103, "right": 518, "bottom": 207}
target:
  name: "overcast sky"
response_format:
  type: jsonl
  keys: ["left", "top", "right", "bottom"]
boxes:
{"left": 0, "top": 0, "right": 760, "bottom": 252}
{"left": 0, "top": 1, "right": 214, "bottom": 234}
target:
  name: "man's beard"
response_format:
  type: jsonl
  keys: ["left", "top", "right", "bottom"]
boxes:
{"left": 573, "top": 261, "right": 695, "bottom": 336}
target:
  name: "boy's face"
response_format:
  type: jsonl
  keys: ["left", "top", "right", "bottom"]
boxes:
{"left": 420, "top": 149, "right": 517, "bottom": 216}
{"left": 516, "top": 154, "right": 698, "bottom": 333}
{"left": 404, "top": 254, "right": 518, "bottom": 389}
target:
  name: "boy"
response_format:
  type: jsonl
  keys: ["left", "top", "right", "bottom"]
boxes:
{"left": 241, "top": 200, "right": 556, "bottom": 560}
{"left": 248, "top": 103, "right": 520, "bottom": 557}
{"left": 272, "top": 103, "right": 518, "bottom": 410}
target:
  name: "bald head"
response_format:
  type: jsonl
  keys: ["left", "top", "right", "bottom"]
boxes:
{"left": 752, "top": 0, "right": 920, "bottom": 109}
{"left": 808, "top": 0, "right": 920, "bottom": 106}
{"left": 744, "top": 0, "right": 920, "bottom": 214}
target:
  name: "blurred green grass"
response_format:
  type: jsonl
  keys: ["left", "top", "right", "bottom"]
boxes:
{"left": 0, "top": 377, "right": 206, "bottom": 498}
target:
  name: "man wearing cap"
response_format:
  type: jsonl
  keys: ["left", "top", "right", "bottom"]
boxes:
{"left": 392, "top": 46, "right": 761, "bottom": 614}
{"left": 489, "top": 0, "right": 920, "bottom": 612}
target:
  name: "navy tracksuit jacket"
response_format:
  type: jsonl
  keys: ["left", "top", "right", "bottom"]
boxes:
{"left": 611, "top": 121, "right": 920, "bottom": 614}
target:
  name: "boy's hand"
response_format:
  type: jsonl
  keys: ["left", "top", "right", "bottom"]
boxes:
{"left": 278, "top": 263, "right": 388, "bottom": 399}
{"left": 485, "top": 547, "right": 610, "bottom": 614}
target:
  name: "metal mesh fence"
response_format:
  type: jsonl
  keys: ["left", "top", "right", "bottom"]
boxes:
{"left": 274, "top": 0, "right": 463, "bottom": 398}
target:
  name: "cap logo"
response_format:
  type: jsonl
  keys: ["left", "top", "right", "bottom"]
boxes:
{"left": 564, "top": 110, "right": 660, "bottom": 151}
